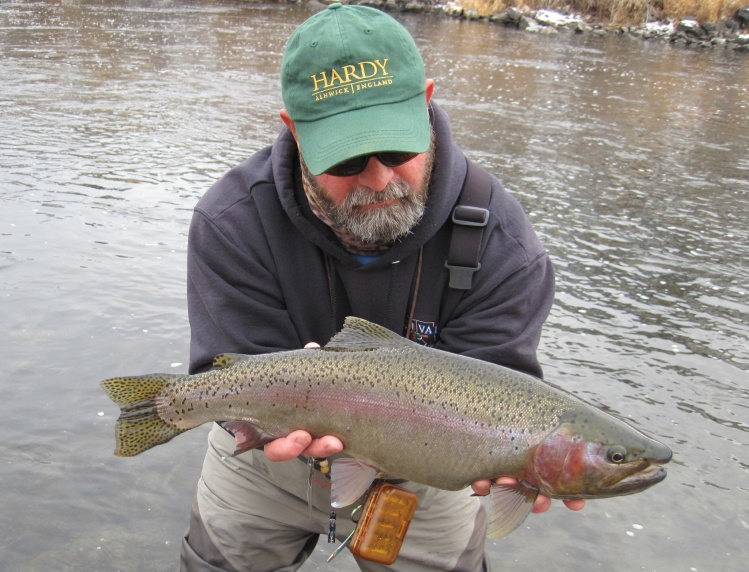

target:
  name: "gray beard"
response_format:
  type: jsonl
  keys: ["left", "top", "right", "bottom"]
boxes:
{"left": 307, "top": 146, "right": 434, "bottom": 245}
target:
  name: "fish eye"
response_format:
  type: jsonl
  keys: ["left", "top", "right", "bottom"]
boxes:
{"left": 607, "top": 446, "right": 627, "bottom": 464}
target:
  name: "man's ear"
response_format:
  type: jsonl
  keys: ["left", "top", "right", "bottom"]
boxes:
{"left": 279, "top": 109, "right": 298, "bottom": 141}
{"left": 425, "top": 79, "right": 435, "bottom": 104}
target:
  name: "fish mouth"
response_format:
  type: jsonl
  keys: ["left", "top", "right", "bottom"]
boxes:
{"left": 599, "top": 463, "right": 668, "bottom": 495}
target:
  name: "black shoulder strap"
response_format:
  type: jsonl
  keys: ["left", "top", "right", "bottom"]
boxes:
{"left": 444, "top": 159, "right": 493, "bottom": 290}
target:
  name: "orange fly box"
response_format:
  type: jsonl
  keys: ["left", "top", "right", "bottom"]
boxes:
{"left": 349, "top": 482, "right": 418, "bottom": 565}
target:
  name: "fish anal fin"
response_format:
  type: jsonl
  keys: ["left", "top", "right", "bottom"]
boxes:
{"left": 221, "top": 421, "right": 276, "bottom": 456}
{"left": 487, "top": 481, "right": 539, "bottom": 539}
{"left": 330, "top": 458, "right": 379, "bottom": 508}
{"left": 324, "top": 317, "right": 412, "bottom": 352}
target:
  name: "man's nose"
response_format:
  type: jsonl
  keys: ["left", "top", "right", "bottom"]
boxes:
{"left": 355, "top": 157, "right": 394, "bottom": 192}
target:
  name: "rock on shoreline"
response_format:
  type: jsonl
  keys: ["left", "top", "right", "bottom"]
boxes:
{"left": 325, "top": 0, "right": 749, "bottom": 52}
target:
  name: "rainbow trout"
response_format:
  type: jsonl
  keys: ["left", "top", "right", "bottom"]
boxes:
{"left": 101, "top": 317, "right": 671, "bottom": 538}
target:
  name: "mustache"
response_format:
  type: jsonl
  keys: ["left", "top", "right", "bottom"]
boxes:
{"left": 343, "top": 181, "right": 413, "bottom": 208}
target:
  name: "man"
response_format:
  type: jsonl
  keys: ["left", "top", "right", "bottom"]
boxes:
{"left": 180, "top": 4, "right": 583, "bottom": 571}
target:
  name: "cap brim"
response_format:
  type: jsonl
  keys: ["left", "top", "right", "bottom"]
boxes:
{"left": 294, "top": 92, "right": 430, "bottom": 176}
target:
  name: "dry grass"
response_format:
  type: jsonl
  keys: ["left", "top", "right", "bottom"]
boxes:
{"left": 458, "top": 0, "right": 746, "bottom": 25}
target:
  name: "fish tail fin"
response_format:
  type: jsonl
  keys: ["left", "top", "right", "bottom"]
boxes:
{"left": 100, "top": 374, "right": 187, "bottom": 457}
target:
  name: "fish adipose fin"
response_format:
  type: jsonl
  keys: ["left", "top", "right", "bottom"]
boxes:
{"left": 324, "top": 317, "right": 413, "bottom": 352}
{"left": 487, "top": 481, "right": 539, "bottom": 539}
{"left": 212, "top": 353, "right": 253, "bottom": 369}
{"left": 100, "top": 374, "right": 187, "bottom": 457}
{"left": 330, "top": 458, "right": 379, "bottom": 508}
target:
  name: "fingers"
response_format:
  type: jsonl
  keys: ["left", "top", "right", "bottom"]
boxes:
{"left": 300, "top": 435, "right": 344, "bottom": 458}
{"left": 262, "top": 430, "right": 313, "bottom": 461}
{"left": 531, "top": 494, "right": 551, "bottom": 513}
{"left": 261, "top": 431, "right": 344, "bottom": 462}
{"left": 471, "top": 479, "right": 491, "bottom": 496}
{"left": 471, "top": 476, "right": 525, "bottom": 497}
{"left": 563, "top": 498, "right": 586, "bottom": 511}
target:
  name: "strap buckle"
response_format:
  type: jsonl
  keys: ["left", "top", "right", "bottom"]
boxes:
{"left": 444, "top": 261, "right": 482, "bottom": 290}
{"left": 451, "top": 205, "right": 489, "bottom": 227}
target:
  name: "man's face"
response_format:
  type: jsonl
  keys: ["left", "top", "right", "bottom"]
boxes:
{"left": 304, "top": 142, "right": 435, "bottom": 244}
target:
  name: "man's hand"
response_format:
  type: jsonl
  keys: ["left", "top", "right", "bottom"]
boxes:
{"left": 471, "top": 477, "right": 586, "bottom": 513}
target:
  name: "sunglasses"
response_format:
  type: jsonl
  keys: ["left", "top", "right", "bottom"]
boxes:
{"left": 324, "top": 151, "right": 419, "bottom": 177}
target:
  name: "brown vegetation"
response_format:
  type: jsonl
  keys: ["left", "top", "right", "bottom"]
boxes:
{"left": 458, "top": 0, "right": 746, "bottom": 26}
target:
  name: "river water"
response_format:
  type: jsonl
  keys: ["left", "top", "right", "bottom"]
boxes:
{"left": 1, "top": 1, "right": 747, "bottom": 570}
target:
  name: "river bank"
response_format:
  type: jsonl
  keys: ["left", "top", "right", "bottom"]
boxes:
{"left": 309, "top": 0, "right": 749, "bottom": 52}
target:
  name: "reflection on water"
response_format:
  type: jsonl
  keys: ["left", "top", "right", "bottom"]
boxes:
{"left": 1, "top": 1, "right": 747, "bottom": 571}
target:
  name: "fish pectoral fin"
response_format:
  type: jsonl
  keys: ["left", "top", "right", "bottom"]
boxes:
{"left": 323, "top": 317, "right": 413, "bottom": 352}
{"left": 330, "top": 458, "right": 379, "bottom": 508}
{"left": 221, "top": 421, "right": 276, "bottom": 456}
{"left": 487, "top": 481, "right": 539, "bottom": 539}
{"left": 212, "top": 353, "right": 253, "bottom": 369}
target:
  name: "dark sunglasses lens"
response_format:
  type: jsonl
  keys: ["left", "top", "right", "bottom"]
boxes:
{"left": 325, "top": 156, "right": 368, "bottom": 177}
{"left": 377, "top": 152, "right": 418, "bottom": 168}
{"left": 324, "top": 152, "right": 418, "bottom": 177}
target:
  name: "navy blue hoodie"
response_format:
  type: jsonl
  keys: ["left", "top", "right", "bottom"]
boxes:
{"left": 187, "top": 103, "right": 554, "bottom": 378}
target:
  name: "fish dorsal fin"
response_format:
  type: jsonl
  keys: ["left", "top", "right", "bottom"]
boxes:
{"left": 330, "top": 457, "right": 379, "bottom": 508}
{"left": 324, "top": 317, "right": 412, "bottom": 353}
{"left": 487, "top": 481, "right": 539, "bottom": 539}
{"left": 213, "top": 353, "right": 253, "bottom": 369}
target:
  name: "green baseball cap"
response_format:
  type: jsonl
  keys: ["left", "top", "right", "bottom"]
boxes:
{"left": 281, "top": 3, "right": 430, "bottom": 176}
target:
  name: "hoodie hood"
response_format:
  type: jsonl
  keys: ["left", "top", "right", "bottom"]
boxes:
{"left": 271, "top": 102, "right": 467, "bottom": 270}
